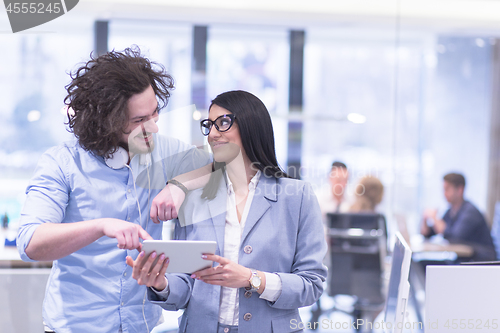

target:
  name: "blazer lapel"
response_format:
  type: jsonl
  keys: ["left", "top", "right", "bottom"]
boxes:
{"left": 207, "top": 170, "right": 228, "bottom": 256}
{"left": 240, "top": 174, "right": 277, "bottom": 244}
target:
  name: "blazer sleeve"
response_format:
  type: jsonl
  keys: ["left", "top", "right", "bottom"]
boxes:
{"left": 270, "top": 182, "right": 328, "bottom": 309}
{"left": 148, "top": 219, "right": 195, "bottom": 311}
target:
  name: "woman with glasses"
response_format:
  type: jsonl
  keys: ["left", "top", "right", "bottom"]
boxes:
{"left": 128, "top": 90, "right": 328, "bottom": 333}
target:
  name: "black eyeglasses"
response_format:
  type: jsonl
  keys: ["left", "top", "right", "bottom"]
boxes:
{"left": 200, "top": 114, "right": 236, "bottom": 136}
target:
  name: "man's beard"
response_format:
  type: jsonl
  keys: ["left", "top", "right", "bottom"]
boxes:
{"left": 126, "top": 124, "right": 155, "bottom": 155}
{"left": 121, "top": 134, "right": 155, "bottom": 155}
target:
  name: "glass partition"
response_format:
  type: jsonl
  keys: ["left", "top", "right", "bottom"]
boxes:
{"left": 0, "top": 14, "right": 93, "bottom": 227}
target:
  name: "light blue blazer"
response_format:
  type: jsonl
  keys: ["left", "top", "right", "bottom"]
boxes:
{"left": 149, "top": 173, "right": 328, "bottom": 333}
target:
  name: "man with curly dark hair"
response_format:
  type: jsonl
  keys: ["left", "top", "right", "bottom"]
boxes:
{"left": 16, "top": 47, "right": 210, "bottom": 333}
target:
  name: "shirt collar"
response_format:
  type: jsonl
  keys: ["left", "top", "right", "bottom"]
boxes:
{"left": 226, "top": 170, "right": 261, "bottom": 195}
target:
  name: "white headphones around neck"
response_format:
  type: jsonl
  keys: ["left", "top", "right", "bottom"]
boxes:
{"left": 104, "top": 147, "right": 129, "bottom": 169}
{"left": 103, "top": 144, "right": 152, "bottom": 332}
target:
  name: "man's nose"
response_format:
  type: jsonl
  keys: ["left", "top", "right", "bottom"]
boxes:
{"left": 144, "top": 118, "right": 158, "bottom": 133}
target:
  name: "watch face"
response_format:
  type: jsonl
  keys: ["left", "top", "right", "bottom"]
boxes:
{"left": 251, "top": 275, "right": 261, "bottom": 288}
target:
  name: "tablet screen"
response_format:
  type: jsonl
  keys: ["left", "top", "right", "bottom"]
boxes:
{"left": 142, "top": 240, "right": 217, "bottom": 274}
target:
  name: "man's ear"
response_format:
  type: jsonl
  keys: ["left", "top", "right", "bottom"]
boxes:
{"left": 458, "top": 185, "right": 465, "bottom": 196}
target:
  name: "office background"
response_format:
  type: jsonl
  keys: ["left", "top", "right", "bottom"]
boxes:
{"left": 1, "top": 0, "right": 500, "bottom": 239}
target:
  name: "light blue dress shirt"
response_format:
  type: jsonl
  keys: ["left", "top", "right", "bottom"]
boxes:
{"left": 17, "top": 134, "right": 210, "bottom": 333}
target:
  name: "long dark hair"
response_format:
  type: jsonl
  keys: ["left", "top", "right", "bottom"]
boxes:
{"left": 65, "top": 46, "right": 174, "bottom": 158}
{"left": 201, "top": 90, "right": 288, "bottom": 199}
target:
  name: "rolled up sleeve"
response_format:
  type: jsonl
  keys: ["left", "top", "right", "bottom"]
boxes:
{"left": 17, "top": 149, "right": 69, "bottom": 261}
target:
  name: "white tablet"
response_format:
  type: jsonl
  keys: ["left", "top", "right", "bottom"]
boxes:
{"left": 142, "top": 240, "right": 217, "bottom": 274}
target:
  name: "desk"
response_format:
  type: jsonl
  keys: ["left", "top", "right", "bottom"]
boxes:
{"left": 0, "top": 239, "right": 52, "bottom": 331}
{"left": 426, "top": 265, "right": 500, "bottom": 332}
{"left": 0, "top": 245, "right": 52, "bottom": 268}
{"left": 407, "top": 235, "right": 473, "bottom": 328}
{"left": 0, "top": 268, "right": 51, "bottom": 331}
{"left": 410, "top": 235, "right": 474, "bottom": 260}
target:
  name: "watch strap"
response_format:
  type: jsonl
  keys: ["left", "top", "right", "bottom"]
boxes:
{"left": 166, "top": 179, "right": 188, "bottom": 195}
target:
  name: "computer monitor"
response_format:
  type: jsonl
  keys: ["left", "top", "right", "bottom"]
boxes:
{"left": 384, "top": 232, "right": 412, "bottom": 333}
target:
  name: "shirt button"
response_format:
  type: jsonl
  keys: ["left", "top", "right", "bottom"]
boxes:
{"left": 243, "top": 313, "right": 252, "bottom": 321}
{"left": 127, "top": 189, "right": 131, "bottom": 193}
{"left": 127, "top": 217, "right": 131, "bottom": 221}
{"left": 121, "top": 302, "right": 124, "bottom": 306}
{"left": 123, "top": 272, "right": 127, "bottom": 277}
{"left": 224, "top": 328, "right": 229, "bottom": 333}
{"left": 244, "top": 245, "right": 252, "bottom": 254}
{"left": 244, "top": 291, "right": 252, "bottom": 298}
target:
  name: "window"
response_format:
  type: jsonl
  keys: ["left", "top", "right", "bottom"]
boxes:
{"left": 207, "top": 25, "right": 290, "bottom": 167}
{"left": 0, "top": 14, "right": 93, "bottom": 225}
{"left": 302, "top": 28, "right": 492, "bottom": 232}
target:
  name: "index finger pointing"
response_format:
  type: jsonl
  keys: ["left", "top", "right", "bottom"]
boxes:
{"left": 138, "top": 227, "right": 153, "bottom": 241}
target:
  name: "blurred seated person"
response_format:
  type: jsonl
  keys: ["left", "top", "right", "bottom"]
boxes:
{"left": 349, "top": 176, "right": 384, "bottom": 212}
{"left": 317, "top": 162, "right": 351, "bottom": 220}
{"left": 420, "top": 172, "right": 496, "bottom": 261}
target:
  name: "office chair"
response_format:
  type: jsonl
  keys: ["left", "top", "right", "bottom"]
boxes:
{"left": 311, "top": 213, "right": 387, "bottom": 332}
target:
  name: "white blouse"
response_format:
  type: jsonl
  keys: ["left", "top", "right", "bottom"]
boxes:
{"left": 218, "top": 170, "right": 282, "bottom": 326}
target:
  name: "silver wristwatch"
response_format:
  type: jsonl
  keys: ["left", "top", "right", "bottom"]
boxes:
{"left": 248, "top": 269, "right": 261, "bottom": 291}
